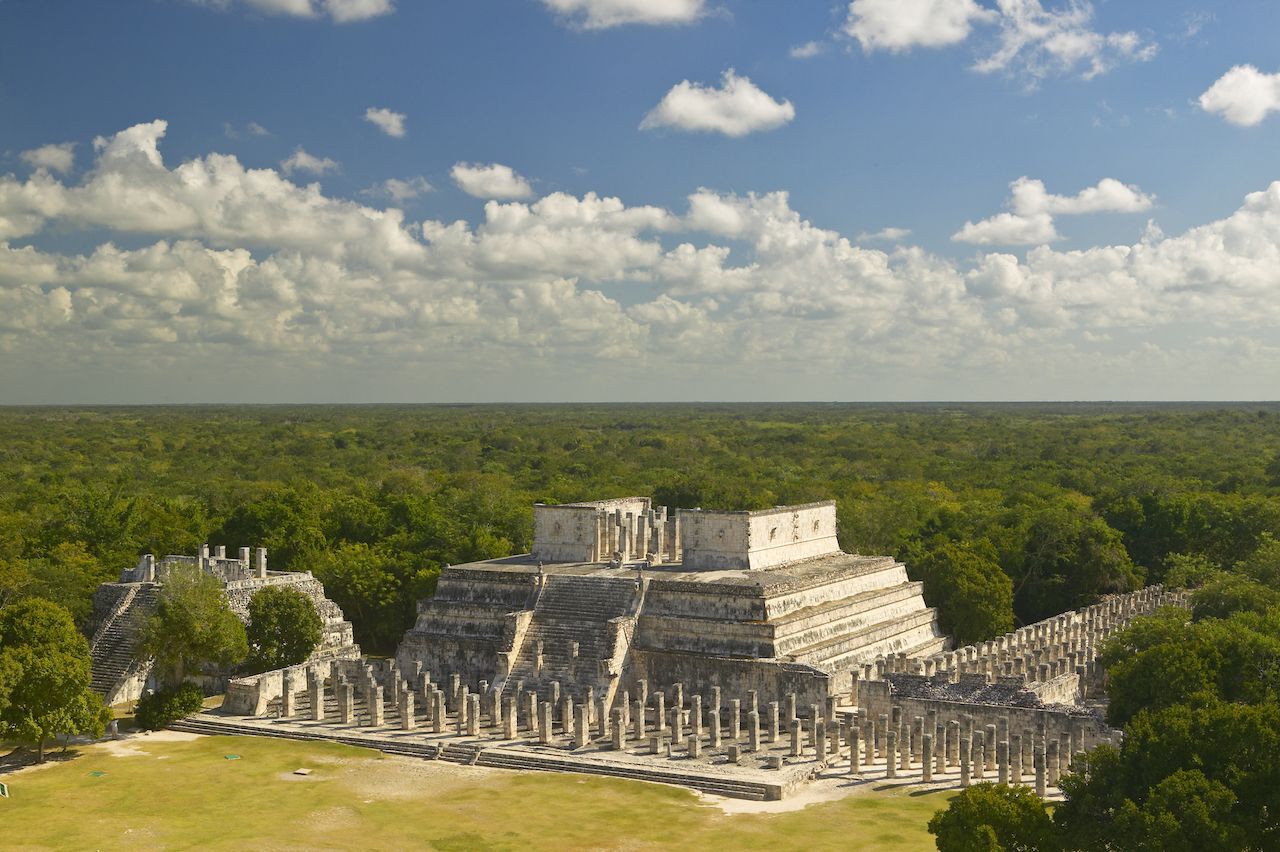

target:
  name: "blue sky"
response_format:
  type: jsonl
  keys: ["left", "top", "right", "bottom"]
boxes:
{"left": 2, "top": 0, "right": 1280, "bottom": 402}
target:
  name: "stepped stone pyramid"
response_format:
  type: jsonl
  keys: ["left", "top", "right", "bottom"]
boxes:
{"left": 397, "top": 498, "right": 947, "bottom": 708}
{"left": 88, "top": 545, "right": 360, "bottom": 706}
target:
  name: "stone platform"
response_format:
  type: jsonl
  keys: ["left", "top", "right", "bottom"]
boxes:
{"left": 396, "top": 498, "right": 947, "bottom": 712}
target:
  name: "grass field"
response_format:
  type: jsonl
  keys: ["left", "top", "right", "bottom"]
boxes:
{"left": 1, "top": 733, "right": 950, "bottom": 850}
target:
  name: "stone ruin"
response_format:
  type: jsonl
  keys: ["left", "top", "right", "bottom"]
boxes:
{"left": 87, "top": 545, "right": 360, "bottom": 706}
{"left": 183, "top": 497, "right": 1192, "bottom": 800}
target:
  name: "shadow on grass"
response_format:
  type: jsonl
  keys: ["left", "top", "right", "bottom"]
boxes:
{"left": 0, "top": 744, "right": 87, "bottom": 775}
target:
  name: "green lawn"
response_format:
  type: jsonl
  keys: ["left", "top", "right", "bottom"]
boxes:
{"left": 1, "top": 735, "right": 950, "bottom": 850}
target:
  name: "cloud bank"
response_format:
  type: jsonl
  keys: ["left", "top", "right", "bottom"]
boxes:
{"left": 3, "top": 122, "right": 1280, "bottom": 400}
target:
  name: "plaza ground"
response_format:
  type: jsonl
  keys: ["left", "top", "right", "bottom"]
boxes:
{"left": 0, "top": 731, "right": 951, "bottom": 850}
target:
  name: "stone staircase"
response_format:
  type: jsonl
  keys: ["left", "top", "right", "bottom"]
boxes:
{"left": 498, "top": 575, "right": 642, "bottom": 703}
{"left": 89, "top": 583, "right": 161, "bottom": 702}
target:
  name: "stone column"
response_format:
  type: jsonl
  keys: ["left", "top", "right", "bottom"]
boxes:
{"left": 456, "top": 695, "right": 467, "bottom": 737}
{"left": 339, "top": 682, "right": 354, "bottom": 725}
{"left": 673, "top": 682, "right": 685, "bottom": 712}
{"left": 690, "top": 695, "right": 703, "bottom": 742}
{"left": 729, "top": 699, "right": 741, "bottom": 742}
{"left": 815, "top": 720, "right": 828, "bottom": 763}
{"left": 790, "top": 719, "right": 803, "bottom": 757}
{"left": 1034, "top": 746, "right": 1047, "bottom": 797}
{"left": 709, "top": 708, "right": 722, "bottom": 748}
{"left": 877, "top": 714, "right": 889, "bottom": 758}
{"left": 503, "top": 698, "right": 518, "bottom": 740}
{"left": 899, "top": 724, "right": 910, "bottom": 772}
{"left": 562, "top": 696, "right": 574, "bottom": 738}
{"left": 849, "top": 726, "right": 861, "bottom": 775}
{"left": 596, "top": 695, "right": 608, "bottom": 739}
{"left": 670, "top": 706, "right": 683, "bottom": 746}
{"left": 768, "top": 701, "right": 780, "bottom": 743}
{"left": 309, "top": 675, "right": 324, "bottom": 722}
{"left": 281, "top": 672, "right": 296, "bottom": 718}
{"left": 997, "top": 740, "right": 1009, "bottom": 785}
{"left": 864, "top": 721, "right": 874, "bottom": 766}
{"left": 575, "top": 704, "right": 590, "bottom": 749}
{"left": 973, "top": 732, "right": 985, "bottom": 781}
{"left": 935, "top": 725, "right": 946, "bottom": 776}
{"left": 747, "top": 689, "right": 759, "bottom": 716}
{"left": 947, "top": 720, "right": 960, "bottom": 766}
{"left": 526, "top": 692, "right": 539, "bottom": 734}
{"left": 633, "top": 699, "right": 646, "bottom": 741}
{"left": 960, "top": 737, "right": 971, "bottom": 787}
{"left": 449, "top": 673, "right": 461, "bottom": 711}
{"left": 1010, "top": 734, "right": 1023, "bottom": 785}
{"left": 687, "top": 734, "right": 701, "bottom": 759}
{"left": 985, "top": 724, "right": 997, "bottom": 772}
{"left": 913, "top": 716, "right": 924, "bottom": 761}
{"left": 710, "top": 685, "right": 721, "bottom": 723}
{"left": 371, "top": 686, "right": 386, "bottom": 727}
{"left": 1047, "top": 740, "right": 1060, "bottom": 788}
{"left": 654, "top": 691, "right": 665, "bottom": 734}
{"left": 432, "top": 690, "right": 445, "bottom": 734}
{"left": 922, "top": 733, "right": 934, "bottom": 783}
{"left": 400, "top": 690, "right": 416, "bottom": 731}
{"left": 539, "top": 701, "right": 554, "bottom": 745}
{"left": 785, "top": 692, "right": 797, "bottom": 722}
{"left": 611, "top": 708, "right": 625, "bottom": 750}
{"left": 885, "top": 730, "right": 897, "bottom": 778}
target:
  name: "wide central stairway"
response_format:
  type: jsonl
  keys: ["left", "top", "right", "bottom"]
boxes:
{"left": 499, "top": 575, "right": 641, "bottom": 703}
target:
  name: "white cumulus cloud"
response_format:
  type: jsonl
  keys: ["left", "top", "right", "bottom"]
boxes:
{"left": 790, "top": 41, "right": 826, "bottom": 60}
{"left": 364, "top": 176, "right": 434, "bottom": 202}
{"left": 640, "top": 69, "right": 795, "bottom": 138}
{"left": 198, "top": 0, "right": 394, "bottom": 22}
{"left": 364, "top": 106, "right": 406, "bottom": 138}
{"left": 1198, "top": 65, "right": 1280, "bottom": 127}
{"left": 280, "top": 147, "right": 340, "bottom": 176}
{"left": 21, "top": 143, "right": 76, "bottom": 174}
{"left": 541, "top": 0, "right": 705, "bottom": 29}
{"left": 974, "top": 0, "right": 1158, "bottom": 84}
{"left": 451, "top": 163, "right": 534, "bottom": 200}
{"left": 843, "top": 0, "right": 995, "bottom": 52}
{"left": 844, "top": 0, "right": 1156, "bottom": 84}
{"left": 954, "top": 176, "right": 1154, "bottom": 245}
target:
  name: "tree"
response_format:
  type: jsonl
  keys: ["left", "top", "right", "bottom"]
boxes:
{"left": 138, "top": 564, "right": 247, "bottom": 688}
{"left": 911, "top": 542, "right": 1014, "bottom": 646}
{"left": 0, "top": 598, "right": 110, "bottom": 763}
{"left": 927, "top": 784, "right": 1055, "bottom": 852}
{"left": 310, "top": 542, "right": 437, "bottom": 653}
{"left": 245, "top": 585, "right": 323, "bottom": 672}
{"left": 1192, "top": 574, "right": 1280, "bottom": 621}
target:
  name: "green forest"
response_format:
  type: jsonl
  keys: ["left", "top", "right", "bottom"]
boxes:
{"left": 1, "top": 402, "right": 1279, "bottom": 654}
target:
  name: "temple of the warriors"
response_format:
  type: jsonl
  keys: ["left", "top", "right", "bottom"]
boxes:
{"left": 88, "top": 546, "right": 360, "bottom": 706}
{"left": 396, "top": 498, "right": 945, "bottom": 710}
{"left": 159, "top": 497, "right": 1190, "bottom": 801}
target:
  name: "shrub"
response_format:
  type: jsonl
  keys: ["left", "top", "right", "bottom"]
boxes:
{"left": 135, "top": 683, "right": 205, "bottom": 731}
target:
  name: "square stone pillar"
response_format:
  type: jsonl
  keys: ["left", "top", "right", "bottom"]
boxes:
{"left": 973, "top": 732, "right": 985, "bottom": 780}
{"left": 790, "top": 719, "right": 803, "bottom": 757}
{"left": 690, "top": 695, "right": 703, "bottom": 742}
{"left": 687, "top": 734, "right": 701, "bottom": 759}
{"left": 369, "top": 686, "right": 385, "bottom": 727}
{"left": 503, "top": 698, "right": 518, "bottom": 740}
{"left": 433, "top": 690, "right": 446, "bottom": 734}
{"left": 747, "top": 711, "right": 761, "bottom": 751}
{"left": 922, "top": 733, "right": 934, "bottom": 783}
{"left": 281, "top": 673, "right": 297, "bottom": 718}
{"left": 400, "top": 689, "right": 416, "bottom": 731}
{"left": 767, "top": 701, "right": 780, "bottom": 743}
{"left": 849, "top": 726, "right": 861, "bottom": 775}
{"left": 539, "top": 702, "right": 554, "bottom": 745}
{"left": 575, "top": 704, "right": 590, "bottom": 749}
{"left": 633, "top": 699, "right": 646, "bottom": 741}
{"left": 654, "top": 692, "right": 665, "bottom": 734}
{"left": 467, "top": 694, "right": 481, "bottom": 737}
{"left": 309, "top": 675, "right": 324, "bottom": 722}
{"left": 670, "top": 706, "right": 683, "bottom": 745}
{"left": 960, "top": 737, "right": 971, "bottom": 787}
{"left": 709, "top": 708, "right": 721, "bottom": 749}
{"left": 729, "top": 699, "right": 741, "bottom": 742}
{"left": 997, "top": 740, "right": 1010, "bottom": 785}
{"left": 611, "top": 708, "right": 625, "bottom": 750}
